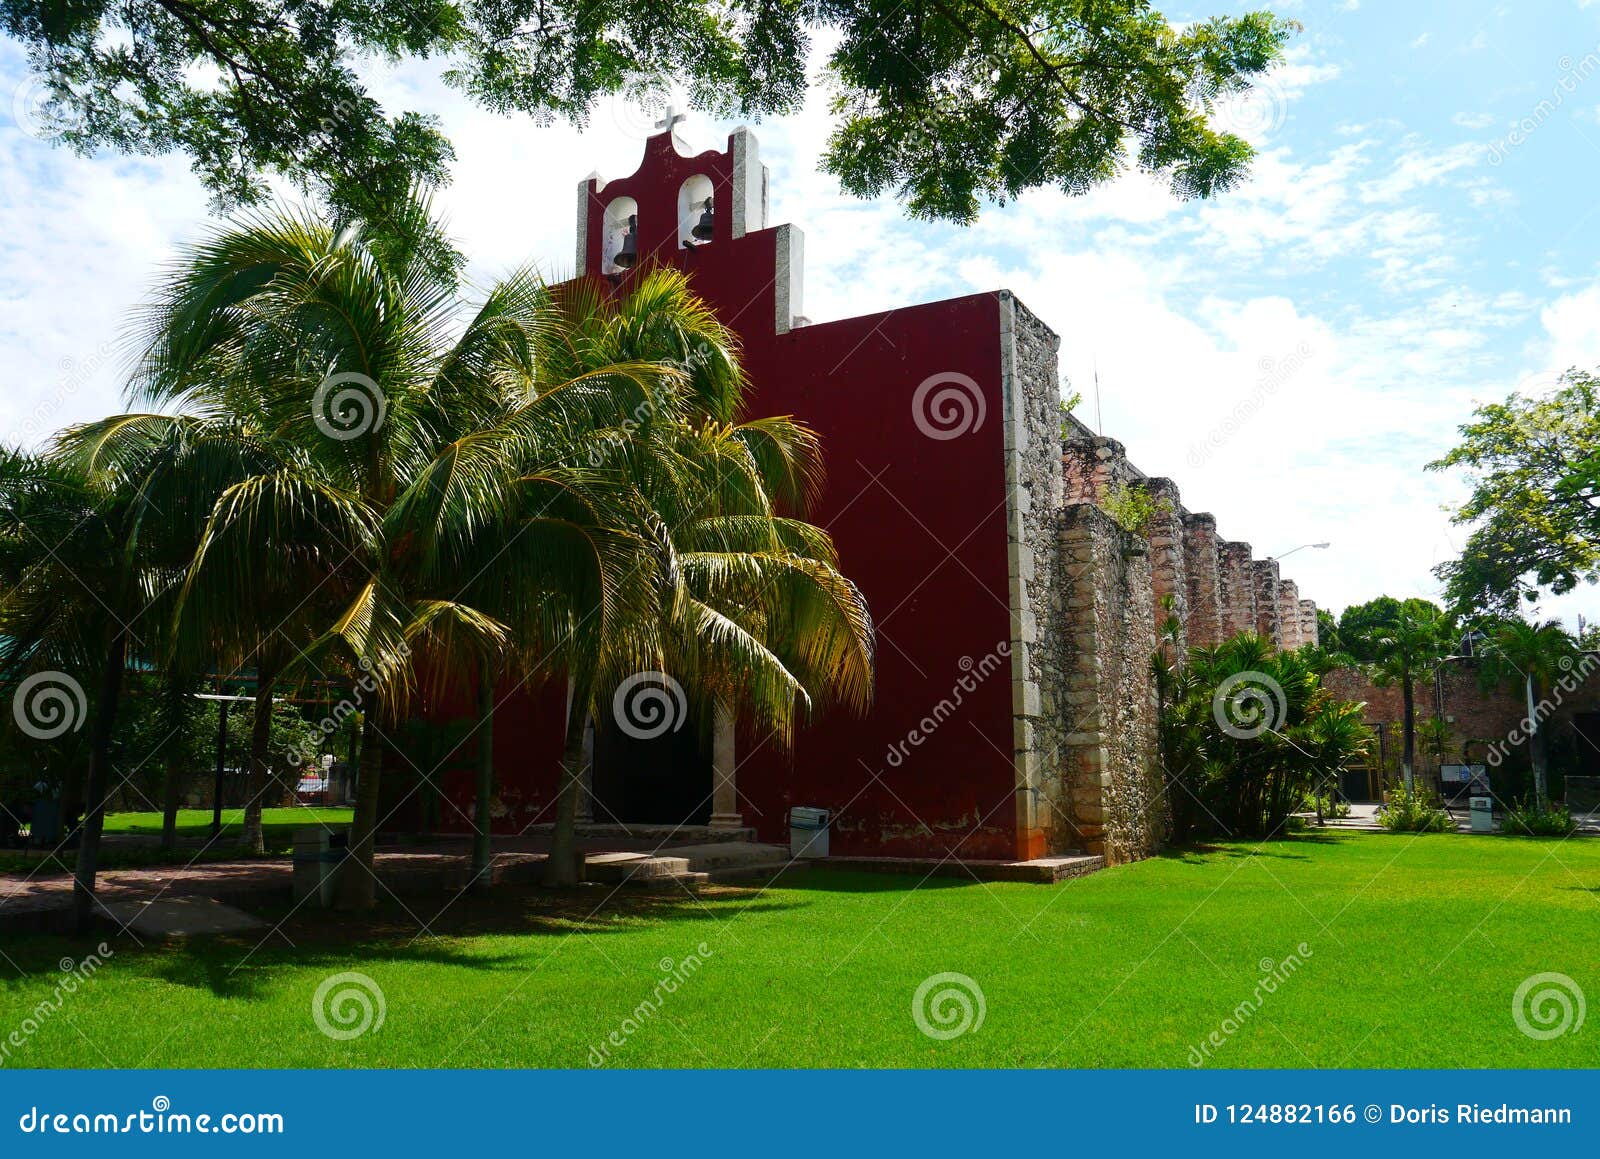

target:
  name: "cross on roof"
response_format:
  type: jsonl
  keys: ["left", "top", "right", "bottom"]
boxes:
{"left": 654, "top": 104, "right": 687, "bottom": 132}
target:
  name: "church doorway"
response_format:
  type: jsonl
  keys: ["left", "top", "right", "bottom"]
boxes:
{"left": 1572, "top": 712, "right": 1600, "bottom": 779}
{"left": 589, "top": 700, "right": 714, "bottom": 827}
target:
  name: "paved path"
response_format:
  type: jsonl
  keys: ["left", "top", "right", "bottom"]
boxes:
{"left": 0, "top": 842, "right": 551, "bottom": 929}
{"left": 0, "top": 830, "right": 752, "bottom": 931}
{"left": 1313, "top": 801, "right": 1600, "bottom": 835}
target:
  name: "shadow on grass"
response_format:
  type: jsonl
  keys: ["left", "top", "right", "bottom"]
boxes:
{"left": 761, "top": 869, "right": 979, "bottom": 894}
{"left": 1158, "top": 831, "right": 1357, "bottom": 865}
{"left": 0, "top": 881, "right": 808, "bottom": 1003}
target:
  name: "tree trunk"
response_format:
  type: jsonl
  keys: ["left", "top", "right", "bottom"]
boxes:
{"left": 72, "top": 633, "right": 127, "bottom": 934}
{"left": 241, "top": 658, "right": 281, "bottom": 855}
{"left": 469, "top": 660, "right": 496, "bottom": 893}
{"left": 1400, "top": 672, "right": 1416, "bottom": 792}
{"left": 335, "top": 700, "right": 386, "bottom": 911}
{"left": 1527, "top": 674, "right": 1548, "bottom": 810}
{"left": 542, "top": 686, "right": 589, "bottom": 888}
{"left": 159, "top": 749, "right": 185, "bottom": 852}
{"left": 158, "top": 677, "right": 188, "bottom": 852}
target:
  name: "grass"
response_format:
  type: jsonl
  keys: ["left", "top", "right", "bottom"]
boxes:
{"left": 0, "top": 808, "right": 352, "bottom": 875}
{"left": 101, "top": 807, "right": 353, "bottom": 844}
{"left": 2, "top": 832, "right": 1598, "bottom": 1068}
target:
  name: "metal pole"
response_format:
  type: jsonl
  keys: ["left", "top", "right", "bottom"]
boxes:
{"left": 211, "top": 700, "right": 230, "bottom": 839}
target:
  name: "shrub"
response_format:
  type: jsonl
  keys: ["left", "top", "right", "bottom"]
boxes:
{"left": 1156, "top": 633, "right": 1374, "bottom": 840}
{"left": 1304, "top": 791, "right": 1351, "bottom": 819}
{"left": 1503, "top": 798, "right": 1577, "bottom": 837}
{"left": 1377, "top": 785, "right": 1453, "bottom": 833}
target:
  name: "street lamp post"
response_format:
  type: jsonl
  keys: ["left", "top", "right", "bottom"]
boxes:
{"left": 1268, "top": 541, "right": 1331, "bottom": 562}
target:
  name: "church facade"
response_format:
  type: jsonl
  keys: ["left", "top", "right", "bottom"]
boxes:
{"left": 409, "top": 123, "right": 1317, "bottom": 864}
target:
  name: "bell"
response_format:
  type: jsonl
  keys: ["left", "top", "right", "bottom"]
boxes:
{"left": 615, "top": 214, "right": 638, "bottom": 269}
{"left": 692, "top": 197, "right": 714, "bottom": 242}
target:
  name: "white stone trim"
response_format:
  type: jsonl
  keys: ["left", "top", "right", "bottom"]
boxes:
{"left": 730, "top": 128, "right": 767, "bottom": 238}
{"left": 999, "top": 291, "right": 1039, "bottom": 838}
{"left": 575, "top": 179, "right": 591, "bottom": 276}
{"left": 708, "top": 704, "right": 742, "bottom": 827}
{"left": 774, "top": 225, "right": 804, "bottom": 334}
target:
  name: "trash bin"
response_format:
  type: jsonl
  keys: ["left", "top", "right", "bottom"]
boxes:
{"left": 1469, "top": 795, "right": 1494, "bottom": 834}
{"left": 28, "top": 799, "right": 60, "bottom": 846}
{"left": 293, "top": 827, "right": 347, "bottom": 906}
{"left": 789, "top": 806, "right": 829, "bottom": 858}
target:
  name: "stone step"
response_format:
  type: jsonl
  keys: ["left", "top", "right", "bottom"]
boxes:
{"left": 654, "top": 842, "right": 793, "bottom": 871}
{"left": 704, "top": 860, "right": 808, "bottom": 884}
{"left": 819, "top": 853, "right": 1105, "bottom": 884}
{"left": 582, "top": 843, "right": 795, "bottom": 887}
{"left": 523, "top": 822, "right": 758, "bottom": 845}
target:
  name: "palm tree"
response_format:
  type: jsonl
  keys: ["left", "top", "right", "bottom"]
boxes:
{"left": 131, "top": 201, "right": 876, "bottom": 904}
{"left": 133, "top": 202, "right": 679, "bottom": 908}
{"left": 1156, "top": 632, "right": 1371, "bottom": 838}
{"left": 0, "top": 449, "right": 134, "bottom": 931}
{"left": 1365, "top": 606, "right": 1451, "bottom": 792}
{"left": 1480, "top": 618, "right": 1579, "bottom": 809}
{"left": 529, "top": 271, "right": 876, "bottom": 886}
{"left": 0, "top": 415, "right": 245, "bottom": 929}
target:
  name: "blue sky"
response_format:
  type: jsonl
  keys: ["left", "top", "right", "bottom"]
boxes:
{"left": 2, "top": 0, "right": 1599, "bottom": 627}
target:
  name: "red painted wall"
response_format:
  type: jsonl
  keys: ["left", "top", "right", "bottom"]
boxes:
{"left": 398, "top": 130, "right": 1024, "bottom": 859}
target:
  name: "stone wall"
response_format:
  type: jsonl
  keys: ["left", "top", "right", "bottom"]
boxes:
{"left": 1012, "top": 296, "right": 1321, "bottom": 865}
{"left": 1000, "top": 292, "right": 1067, "bottom": 861}
{"left": 1054, "top": 503, "right": 1167, "bottom": 862}
{"left": 1322, "top": 658, "right": 1600, "bottom": 792}
{"left": 1062, "top": 435, "right": 1140, "bottom": 505}
{"left": 1298, "top": 600, "right": 1319, "bottom": 648}
{"left": 1276, "top": 579, "right": 1301, "bottom": 650}
{"left": 1143, "top": 477, "right": 1189, "bottom": 652}
{"left": 1182, "top": 513, "right": 1224, "bottom": 647}
{"left": 1219, "top": 542, "right": 1257, "bottom": 638}
{"left": 1252, "top": 560, "right": 1281, "bottom": 641}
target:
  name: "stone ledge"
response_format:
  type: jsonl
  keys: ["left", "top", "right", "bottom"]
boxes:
{"left": 817, "top": 853, "right": 1104, "bottom": 884}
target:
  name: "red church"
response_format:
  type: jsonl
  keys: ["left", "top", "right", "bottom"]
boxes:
{"left": 402, "top": 119, "right": 1316, "bottom": 866}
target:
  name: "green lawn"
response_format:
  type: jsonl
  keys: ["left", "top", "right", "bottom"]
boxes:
{"left": 102, "top": 807, "right": 353, "bottom": 844}
{"left": 0, "top": 809, "right": 354, "bottom": 876}
{"left": 2, "top": 832, "right": 1598, "bottom": 1068}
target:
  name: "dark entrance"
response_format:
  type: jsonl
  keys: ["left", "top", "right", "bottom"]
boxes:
{"left": 1573, "top": 712, "right": 1600, "bottom": 778}
{"left": 590, "top": 704, "right": 713, "bottom": 826}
